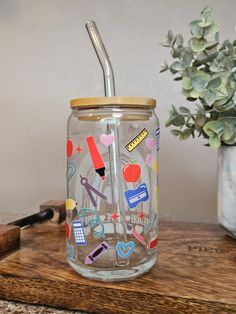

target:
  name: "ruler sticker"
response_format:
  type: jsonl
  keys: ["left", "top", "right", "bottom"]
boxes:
{"left": 125, "top": 128, "right": 149, "bottom": 152}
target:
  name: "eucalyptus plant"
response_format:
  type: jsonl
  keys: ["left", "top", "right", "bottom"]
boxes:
{"left": 161, "top": 7, "right": 236, "bottom": 149}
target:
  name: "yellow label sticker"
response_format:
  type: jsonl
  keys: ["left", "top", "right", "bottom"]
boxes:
{"left": 125, "top": 128, "right": 149, "bottom": 152}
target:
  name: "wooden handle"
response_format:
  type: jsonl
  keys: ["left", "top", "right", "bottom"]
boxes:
{"left": 0, "top": 225, "right": 20, "bottom": 257}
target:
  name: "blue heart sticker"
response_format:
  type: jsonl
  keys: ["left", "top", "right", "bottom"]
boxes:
{"left": 116, "top": 241, "right": 135, "bottom": 258}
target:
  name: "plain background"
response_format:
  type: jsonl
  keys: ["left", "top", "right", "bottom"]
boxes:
{"left": 0, "top": 0, "right": 235, "bottom": 223}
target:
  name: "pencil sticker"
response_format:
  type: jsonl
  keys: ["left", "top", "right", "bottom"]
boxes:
{"left": 127, "top": 224, "right": 146, "bottom": 246}
{"left": 100, "top": 134, "right": 115, "bottom": 147}
{"left": 86, "top": 136, "right": 106, "bottom": 180}
{"left": 84, "top": 241, "right": 109, "bottom": 264}
{"left": 125, "top": 128, "right": 148, "bottom": 152}
{"left": 67, "top": 161, "right": 76, "bottom": 183}
{"left": 116, "top": 241, "right": 135, "bottom": 258}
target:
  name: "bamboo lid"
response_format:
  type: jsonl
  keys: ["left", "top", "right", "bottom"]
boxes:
{"left": 70, "top": 96, "right": 156, "bottom": 108}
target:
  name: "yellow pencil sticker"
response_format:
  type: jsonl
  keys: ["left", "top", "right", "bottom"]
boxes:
{"left": 66, "top": 199, "right": 77, "bottom": 211}
{"left": 125, "top": 128, "right": 148, "bottom": 152}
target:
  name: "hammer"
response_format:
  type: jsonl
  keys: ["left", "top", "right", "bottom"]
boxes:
{"left": 0, "top": 200, "right": 66, "bottom": 257}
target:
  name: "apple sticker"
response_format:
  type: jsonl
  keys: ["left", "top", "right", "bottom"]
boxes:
{"left": 122, "top": 161, "right": 141, "bottom": 182}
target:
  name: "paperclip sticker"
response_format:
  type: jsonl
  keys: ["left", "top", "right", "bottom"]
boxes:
{"left": 100, "top": 134, "right": 115, "bottom": 147}
{"left": 67, "top": 161, "right": 76, "bottom": 183}
{"left": 80, "top": 175, "right": 107, "bottom": 207}
{"left": 87, "top": 136, "right": 106, "bottom": 180}
{"left": 124, "top": 183, "right": 149, "bottom": 208}
{"left": 85, "top": 241, "right": 109, "bottom": 264}
{"left": 125, "top": 128, "right": 148, "bottom": 152}
{"left": 116, "top": 241, "right": 135, "bottom": 258}
{"left": 77, "top": 207, "right": 105, "bottom": 239}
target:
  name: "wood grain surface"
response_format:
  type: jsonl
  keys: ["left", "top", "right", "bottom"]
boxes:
{"left": 0, "top": 225, "right": 20, "bottom": 256}
{"left": 0, "top": 220, "right": 235, "bottom": 313}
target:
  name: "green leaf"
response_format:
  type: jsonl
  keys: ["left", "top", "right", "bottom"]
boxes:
{"left": 207, "top": 76, "right": 222, "bottom": 89}
{"left": 222, "top": 123, "right": 234, "bottom": 141}
{"left": 199, "top": 7, "right": 214, "bottom": 27}
{"left": 160, "top": 62, "right": 169, "bottom": 73}
{"left": 179, "top": 129, "right": 192, "bottom": 140}
{"left": 203, "top": 89, "right": 217, "bottom": 105}
{"left": 191, "top": 72, "right": 211, "bottom": 92}
{"left": 170, "top": 61, "right": 185, "bottom": 71}
{"left": 189, "top": 20, "right": 204, "bottom": 38}
{"left": 203, "top": 120, "right": 224, "bottom": 136}
{"left": 167, "top": 30, "right": 174, "bottom": 43}
{"left": 189, "top": 37, "right": 207, "bottom": 52}
{"left": 190, "top": 89, "right": 202, "bottom": 98}
{"left": 180, "top": 50, "right": 193, "bottom": 67}
{"left": 176, "top": 34, "right": 184, "bottom": 47}
{"left": 171, "top": 129, "right": 182, "bottom": 136}
{"left": 208, "top": 134, "right": 221, "bottom": 149}
{"left": 179, "top": 107, "right": 191, "bottom": 114}
{"left": 204, "top": 22, "right": 219, "bottom": 37}
{"left": 182, "top": 77, "right": 192, "bottom": 90}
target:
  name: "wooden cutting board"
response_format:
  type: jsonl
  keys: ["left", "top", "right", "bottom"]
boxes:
{"left": 0, "top": 220, "right": 235, "bottom": 313}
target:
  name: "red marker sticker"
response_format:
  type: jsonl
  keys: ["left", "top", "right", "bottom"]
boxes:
{"left": 86, "top": 136, "right": 106, "bottom": 180}
{"left": 65, "top": 221, "right": 71, "bottom": 240}
{"left": 67, "top": 139, "right": 73, "bottom": 157}
{"left": 149, "top": 237, "right": 158, "bottom": 249}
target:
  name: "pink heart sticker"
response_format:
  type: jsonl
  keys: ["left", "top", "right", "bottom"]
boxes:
{"left": 146, "top": 138, "right": 155, "bottom": 151}
{"left": 100, "top": 134, "right": 115, "bottom": 147}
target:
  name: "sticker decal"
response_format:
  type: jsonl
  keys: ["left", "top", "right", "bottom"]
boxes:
{"left": 146, "top": 137, "right": 155, "bottom": 151}
{"left": 66, "top": 243, "right": 75, "bottom": 260}
{"left": 138, "top": 211, "right": 146, "bottom": 220}
{"left": 116, "top": 241, "right": 135, "bottom": 258}
{"left": 125, "top": 128, "right": 148, "bottom": 152}
{"left": 145, "top": 154, "right": 152, "bottom": 167}
{"left": 77, "top": 207, "right": 105, "bottom": 239}
{"left": 155, "top": 127, "right": 160, "bottom": 151}
{"left": 111, "top": 209, "right": 120, "bottom": 223}
{"left": 87, "top": 136, "right": 106, "bottom": 180}
{"left": 124, "top": 183, "right": 149, "bottom": 208}
{"left": 80, "top": 175, "right": 107, "bottom": 207}
{"left": 127, "top": 223, "right": 146, "bottom": 246}
{"left": 149, "top": 236, "right": 158, "bottom": 249}
{"left": 67, "top": 161, "right": 76, "bottom": 183}
{"left": 144, "top": 214, "right": 157, "bottom": 234}
{"left": 67, "top": 139, "right": 74, "bottom": 158}
{"left": 73, "top": 220, "right": 87, "bottom": 245}
{"left": 66, "top": 199, "right": 77, "bottom": 211}
{"left": 65, "top": 221, "right": 71, "bottom": 240}
{"left": 152, "top": 160, "right": 159, "bottom": 174}
{"left": 76, "top": 144, "right": 83, "bottom": 154}
{"left": 100, "top": 134, "right": 115, "bottom": 147}
{"left": 85, "top": 241, "right": 109, "bottom": 264}
{"left": 122, "top": 161, "right": 141, "bottom": 182}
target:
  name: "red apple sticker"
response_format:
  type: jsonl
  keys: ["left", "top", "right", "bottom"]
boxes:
{"left": 122, "top": 161, "right": 141, "bottom": 182}
{"left": 67, "top": 139, "right": 73, "bottom": 157}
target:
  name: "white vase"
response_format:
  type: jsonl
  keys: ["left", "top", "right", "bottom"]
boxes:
{"left": 218, "top": 146, "right": 236, "bottom": 239}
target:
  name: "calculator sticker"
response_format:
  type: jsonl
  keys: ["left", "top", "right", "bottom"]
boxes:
{"left": 73, "top": 220, "right": 87, "bottom": 245}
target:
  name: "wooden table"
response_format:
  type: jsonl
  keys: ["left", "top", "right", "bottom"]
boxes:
{"left": 0, "top": 220, "right": 235, "bottom": 313}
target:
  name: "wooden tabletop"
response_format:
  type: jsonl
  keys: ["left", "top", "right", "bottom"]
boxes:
{"left": 0, "top": 220, "right": 235, "bottom": 313}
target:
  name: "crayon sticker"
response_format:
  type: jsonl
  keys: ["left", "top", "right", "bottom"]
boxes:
{"left": 125, "top": 128, "right": 149, "bottom": 152}
{"left": 85, "top": 241, "right": 109, "bottom": 265}
{"left": 66, "top": 199, "right": 77, "bottom": 211}
{"left": 87, "top": 136, "right": 106, "bottom": 180}
{"left": 122, "top": 161, "right": 141, "bottom": 183}
{"left": 124, "top": 183, "right": 149, "bottom": 208}
{"left": 146, "top": 138, "right": 155, "bottom": 151}
{"left": 100, "top": 134, "right": 115, "bottom": 147}
{"left": 77, "top": 207, "right": 104, "bottom": 239}
{"left": 73, "top": 220, "right": 87, "bottom": 245}
{"left": 66, "top": 243, "right": 75, "bottom": 260}
{"left": 116, "top": 241, "right": 135, "bottom": 258}
{"left": 67, "top": 161, "right": 76, "bottom": 183}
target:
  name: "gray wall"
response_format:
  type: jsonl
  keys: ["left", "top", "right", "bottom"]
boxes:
{"left": 0, "top": 0, "right": 235, "bottom": 223}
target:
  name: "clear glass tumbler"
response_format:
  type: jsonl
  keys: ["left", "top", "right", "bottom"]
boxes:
{"left": 66, "top": 96, "right": 160, "bottom": 281}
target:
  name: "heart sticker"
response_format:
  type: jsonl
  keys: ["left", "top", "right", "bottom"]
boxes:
{"left": 135, "top": 225, "right": 143, "bottom": 234}
{"left": 116, "top": 241, "right": 135, "bottom": 258}
{"left": 146, "top": 138, "right": 155, "bottom": 151}
{"left": 100, "top": 134, "right": 115, "bottom": 147}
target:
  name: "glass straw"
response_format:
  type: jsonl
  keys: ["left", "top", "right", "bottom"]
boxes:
{"left": 86, "top": 21, "right": 129, "bottom": 266}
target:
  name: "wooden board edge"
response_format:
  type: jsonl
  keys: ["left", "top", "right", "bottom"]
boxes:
{"left": 0, "top": 275, "right": 235, "bottom": 313}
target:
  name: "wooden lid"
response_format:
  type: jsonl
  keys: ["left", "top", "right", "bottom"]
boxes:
{"left": 70, "top": 96, "right": 156, "bottom": 108}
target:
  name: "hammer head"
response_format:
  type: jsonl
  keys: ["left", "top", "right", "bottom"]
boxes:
{"left": 40, "top": 200, "right": 66, "bottom": 224}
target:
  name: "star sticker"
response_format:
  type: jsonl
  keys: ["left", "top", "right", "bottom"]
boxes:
{"left": 76, "top": 145, "right": 83, "bottom": 154}
{"left": 138, "top": 211, "right": 145, "bottom": 220}
{"left": 111, "top": 210, "right": 120, "bottom": 223}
